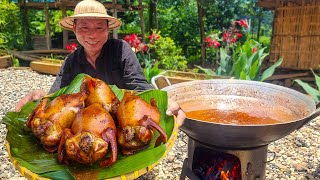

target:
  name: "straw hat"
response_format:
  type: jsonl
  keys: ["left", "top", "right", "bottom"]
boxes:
{"left": 59, "top": 0, "right": 122, "bottom": 31}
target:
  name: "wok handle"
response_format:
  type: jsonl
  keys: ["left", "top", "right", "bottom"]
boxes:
{"left": 296, "top": 107, "right": 320, "bottom": 130}
{"left": 151, "top": 75, "right": 171, "bottom": 89}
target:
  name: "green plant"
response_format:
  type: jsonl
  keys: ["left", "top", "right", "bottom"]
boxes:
{"left": 197, "top": 39, "right": 283, "bottom": 81}
{"left": 149, "top": 32, "right": 187, "bottom": 71}
{"left": 143, "top": 56, "right": 162, "bottom": 83}
{"left": 294, "top": 70, "right": 320, "bottom": 103}
{"left": 0, "top": 0, "right": 24, "bottom": 50}
{"left": 11, "top": 55, "right": 19, "bottom": 67}
{"left": 259, "top": 35, "right": 271, "bottom": 52}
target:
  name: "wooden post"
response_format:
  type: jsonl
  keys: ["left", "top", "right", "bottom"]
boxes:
{"left": 44, "top": 2, "right": 51, "bottom": 49}
{"left": 197, "top": 0, "right": 206, "bottom": 67}
{"left": 112, "top": 0, "right": 118, "bottom": 39}
{"left": 61, "top": 2, "right": 68, "bottom": 49}
{"left": 20, "top": 0, "right": 32, "bottom": 50}
{"left": 139, "top": 0, "right": 145, "bottom": 41}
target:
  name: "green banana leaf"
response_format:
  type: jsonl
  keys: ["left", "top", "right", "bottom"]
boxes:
{"left": 2, "top": 73, "right": 174, "bottom": 180}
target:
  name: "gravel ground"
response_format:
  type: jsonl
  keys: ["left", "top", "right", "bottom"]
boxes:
{"left": 0, "top": 68, "right": 319, "bottom": 180}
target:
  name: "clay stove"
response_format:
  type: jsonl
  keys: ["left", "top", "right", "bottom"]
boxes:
{"left": 180, "top": 137, "right": 269, "bottom": 180}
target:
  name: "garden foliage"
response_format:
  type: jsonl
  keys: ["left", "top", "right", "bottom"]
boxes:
{"left": 198, "top": 19, "right": 282, "bottom": 81}
{"left": 123, "top": 31, "right": 187, "bottom": 82}
{"left": 0, "top": 0, "right": 24, "bottom": 50}
{"left": 294, "top": 70, "right": 320, "bottom": 103}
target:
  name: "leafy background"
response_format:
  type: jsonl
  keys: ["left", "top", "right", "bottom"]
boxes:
{"left": 2, "top": 74, "right": 175, "bottom": 180}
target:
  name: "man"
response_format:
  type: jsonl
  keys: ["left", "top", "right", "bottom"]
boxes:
{"left": 15, "top": 0, "right": 185, "bottom": 126}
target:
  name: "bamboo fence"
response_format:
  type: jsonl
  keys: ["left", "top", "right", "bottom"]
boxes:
{"left": 270, "top": 0, "right": 320, "bottom": 69}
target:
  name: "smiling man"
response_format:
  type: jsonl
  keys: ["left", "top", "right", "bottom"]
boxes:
{"left": 15, "top": 0, "right": 186, "bottom": 126}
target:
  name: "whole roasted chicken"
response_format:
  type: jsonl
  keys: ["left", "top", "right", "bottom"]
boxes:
{"left": 116, "top": 92, "right": 167, "bottom": 155}
{"left": 81, "top": 76, "right": 119, "bottom": 115}
{"left": 58, "top": 103, "right": 117, "bottom": 167}
{"left": 26, "top": 91, "right": 87, "bottom": 152}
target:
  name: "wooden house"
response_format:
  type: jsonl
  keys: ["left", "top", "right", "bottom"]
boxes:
{"left": 257, "top": 0, "right": 320, "bottom": 70}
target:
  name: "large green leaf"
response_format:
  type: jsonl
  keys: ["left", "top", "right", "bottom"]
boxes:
{"left": 2, "top": 73, "right": 174, "bottom": 179}
{"left": 311, "top": 69, "right": 320, "bottom": 91}
{"left": 294, "top": 79, "right": 320, "bottom": 103}
{"left": 260, "top": 58, "right": 283, "bottom": 81}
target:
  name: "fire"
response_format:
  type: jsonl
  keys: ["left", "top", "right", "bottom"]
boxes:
{"left": 193, "top": 152, "right": 241, "bottom": 180}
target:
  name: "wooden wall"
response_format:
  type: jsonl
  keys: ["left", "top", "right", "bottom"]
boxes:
{"left": 270, "top": 0, "right": 320, "bottom": 69}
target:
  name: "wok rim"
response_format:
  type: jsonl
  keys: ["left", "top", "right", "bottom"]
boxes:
{"left": 163, "top": 79, "right": 317, "bottom": 127}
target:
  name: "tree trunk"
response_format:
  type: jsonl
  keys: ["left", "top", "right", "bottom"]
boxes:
{"left": 139, "top": 0, "right": 145, "bottom": 41}
{"left": 61, "top": 2, "right": 68, "bottom": 49}
{"left": 149, "top": 0, "right": 157, "bottom": 34}
{"left": 112, "top": 0, "right": 118, "bottom": 39}
{"left": 44, "top": 2, "right": 51, "bottom": 50}
{"left": 154, "top": 0, "right": 158, "bottom": 30}
{"left": 20, "top": 0, "right": 32, "bottom": 50}
{"left": 197, "top": 0, "right": 206, "bottom": 67}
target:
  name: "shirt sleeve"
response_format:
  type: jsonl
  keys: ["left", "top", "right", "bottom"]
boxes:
{"left": 121, "top": 40, "right": 154, "bottom": 91}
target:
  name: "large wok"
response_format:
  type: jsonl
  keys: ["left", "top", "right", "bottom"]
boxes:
{"left": 159, "top": 78, "right": 320, "bottom": 148}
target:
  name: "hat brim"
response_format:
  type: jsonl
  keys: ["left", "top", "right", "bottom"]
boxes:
{"left": 59, "top": 13, "right": 122, "bottom": 31}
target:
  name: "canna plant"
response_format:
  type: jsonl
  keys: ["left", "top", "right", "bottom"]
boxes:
{"left": 197, "top": 39, "right": 283, "bottom": 81}
{"left": 199, "top": 19, "right": 282, "bottom": 81}
{"left": 294, "top": 70, "right": 320, "bottom": 103}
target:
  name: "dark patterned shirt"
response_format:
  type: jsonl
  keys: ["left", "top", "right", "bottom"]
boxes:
{"left": 49, "top": 39, "right": 153, "bottom": 93}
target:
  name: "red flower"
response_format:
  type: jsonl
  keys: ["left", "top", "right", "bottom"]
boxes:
{"left": 123, "top": 34, "right": 142, "bottom": 50}
{"left": 66, "top": 42, "right": 77, "bottom": 52}
{"left": 143, "top": 44, "right": 149, "bottom": 52}
{"left": 230, "top": 38, "right": 237, "bottom": 43}
{"left": 212, "top": 40, "right": 220, "bottom": 49}
{"left": 205, "top": 36, "right": 220, "bottom": 49}
{"left": 148, "top": 33, "right": 160, "bottom": 44}
{"left": 236, "top": 33, "right": 243, "bottom": 39}
{"left": 148, "top": 33, "right": 160, "bottom": 40}
{"left": 237, "top": 19, "right": 248, "bottom": 28}
{"left": 252, "top": 47, "right": 258, "bottom": 53}
{"left": 205, "top": 36, "right": 212, "bottom": 43}
{"left": 223, "top": 33, "right": 229, "bottom": 41}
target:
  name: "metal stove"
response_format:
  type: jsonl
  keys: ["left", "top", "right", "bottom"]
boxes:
{"left": 180, "top": 137, "right": 270, "bottom": 180}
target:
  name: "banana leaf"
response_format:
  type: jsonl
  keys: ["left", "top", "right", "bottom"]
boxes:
{"left": 2, "top": 73, "right": 174, "bottom": 180}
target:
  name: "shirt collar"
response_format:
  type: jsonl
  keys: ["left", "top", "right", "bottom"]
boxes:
{"left": 76, "top": 44, "right": 107, "bottom": 65}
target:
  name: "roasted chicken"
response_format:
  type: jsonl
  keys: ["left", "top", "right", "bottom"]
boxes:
{"left": 58, "top": 103, "right": 117, "bottom": 167}
{"left": 26, "top": 91, "right": 87, "bottom": 152}
{"left": 116, "top": 92, "right": 167, "bottom": 155}
{"left": 81, "top": 76, "right": 119, "bottom": 115}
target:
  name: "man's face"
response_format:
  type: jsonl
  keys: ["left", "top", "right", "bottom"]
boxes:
{"left": 74, "top": 19, "right": 109, "bottom": 53}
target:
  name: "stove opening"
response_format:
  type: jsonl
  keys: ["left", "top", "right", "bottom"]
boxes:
{"left": 192, "top": 147, "right": 241, "bottom": 180}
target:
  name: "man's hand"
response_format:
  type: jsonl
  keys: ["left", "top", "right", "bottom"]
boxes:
{"left": 166, "top": 98, "right": 186, "bottom": 127}
{"left": 15, "top": 89, "right": 47, "bottom": 112}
